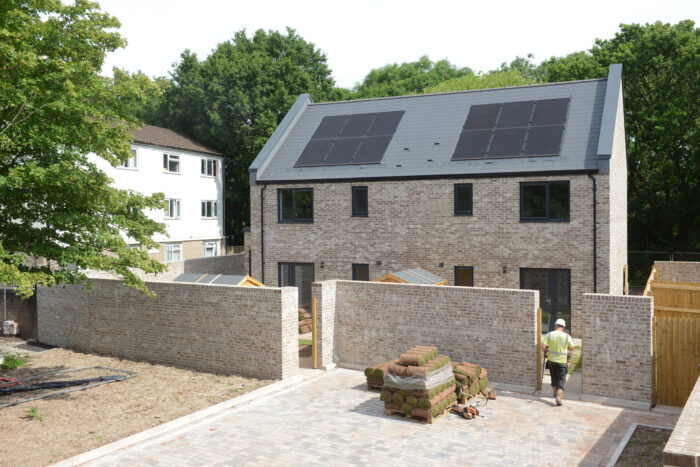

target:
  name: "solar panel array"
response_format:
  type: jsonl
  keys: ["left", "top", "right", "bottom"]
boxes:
{"left": 452, "top": 98, "right": 570, "bottom": 161}
{"left": 294, "top": 111, "right": 404, "bottom": 167}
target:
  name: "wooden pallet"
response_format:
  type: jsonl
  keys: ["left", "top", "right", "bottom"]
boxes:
{"left": 385, "top": 403, "right": 455, "bottom": 424}
{"left": 366, "top": 382, "right": 382, "bottom": 391}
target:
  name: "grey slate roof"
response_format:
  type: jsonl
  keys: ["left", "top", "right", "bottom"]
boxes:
{"left": 250, "top": 65, "right": 622, "bottom": 184}
{"left": 173, "top": 273, "right": 246, "bottom": 285}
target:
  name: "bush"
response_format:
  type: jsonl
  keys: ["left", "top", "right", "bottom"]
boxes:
{"left": 1, "top": 353, "right": 26, "bottom": 372}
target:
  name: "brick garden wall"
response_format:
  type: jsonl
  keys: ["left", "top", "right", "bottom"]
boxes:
{"left": 663, "top": 375, "right": 700, "bottom": 466}
{"left": 37, "top": 279, "right": 299, "bottom": 380}
{"left": 655, "top": 261, "right": 700, "bottom": 284}
{"left": 581, "top": 293, "right": 653, "bottom": 403}
{"left": 313, "top": 280, "right": 539, "bottom": 388}
{"left": 184, "top": 252, "right": 247, "bottom": 276}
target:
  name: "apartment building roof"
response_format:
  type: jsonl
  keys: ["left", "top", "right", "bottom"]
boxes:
{"left": 131, "top": 125, "right": 223, "bottom": 156}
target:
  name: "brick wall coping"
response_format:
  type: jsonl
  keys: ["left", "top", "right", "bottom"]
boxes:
{"left": 663, "top": 375, "right": 700, "bottom": 466}
{"left": 319, "top": 279, "right": 537, "bottom": 296}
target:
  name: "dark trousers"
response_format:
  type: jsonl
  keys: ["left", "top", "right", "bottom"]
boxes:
{"left": 548, "top": 361, "right": 568, "bottom": 390}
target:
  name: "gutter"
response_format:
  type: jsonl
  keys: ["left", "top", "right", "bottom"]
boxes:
{"left": 588, "top": 174, "right": 597, "bottom": 293}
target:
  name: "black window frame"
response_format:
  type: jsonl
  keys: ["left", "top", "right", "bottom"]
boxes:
{"left": 454, "top": 266, "right": 474, "bottom": 286}
{"left": 352, "top": 263, "right": 370, "bottom": 281}
{"left": 520, "top": 181, "right": 570, "bottom": 222}
{"left": 453, "top": 183, "right": 473, "bottom": 216}
{"left": 351, "top": 186, "right": 368, "bottom": 217}
{"left": 278, "top": 188, "right": 314, "bottom": 223}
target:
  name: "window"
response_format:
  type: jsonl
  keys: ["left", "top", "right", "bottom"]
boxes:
{"left": 164, "top": 199, "right": 181, "bottom": 219}
{"left": 120, "top": 149, "right": 138, "bottom": 169}
{"left": 454, "top": 184, "right": 473, "bottom": 215}
{"left": 202, "top": 241, "right": 219, "bottom": 257}
{"left": 201, "top": 159, "right": 218, "bottom": 177}
{"left": 352, "top": 186, "right": 368, "bottom": 216}
{"left": 201, "top": 200, "right": 218, "bottom": 218}
{"left": 163, "top": 154, "right": 180, "bottom": 173}
{"left": 278, "top": 188, "right": 313, "bottom": 222}
{"left": 520, "top": 181, "right": 569, "bottom": 221}
{"left": 352, "top": 263, "right": 370, "bottom": 281}
{"left": 454, "top": 266, "right": 474, "bottom": 286}
{"left": 164, "top": 244, "right": 183, "bottom": 262}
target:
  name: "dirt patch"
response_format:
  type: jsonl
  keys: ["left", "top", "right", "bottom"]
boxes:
{"left": 614, "top": 425, "right": 672, "bottom": 466}
{"left": 0, "top": 348, "right": 274, "bottom": 466}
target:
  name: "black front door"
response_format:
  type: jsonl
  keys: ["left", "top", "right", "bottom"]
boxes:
{"left": 520, "top": 268, "right": 571, "bottom": 332}
{"left": 278, "top": 263, "right": 314, "bottom": 308}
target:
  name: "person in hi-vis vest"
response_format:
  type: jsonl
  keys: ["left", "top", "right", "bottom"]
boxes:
{"left": 541, "top": 318, "right": 575, "bottom": 406}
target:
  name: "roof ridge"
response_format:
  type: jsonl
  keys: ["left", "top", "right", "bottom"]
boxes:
{"left": 310, "top": 77, "right": 608, "bottom": 105}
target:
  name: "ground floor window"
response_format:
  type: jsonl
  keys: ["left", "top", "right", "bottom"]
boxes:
{"left": 352, "top": 263, "right": 370, "bottom": 281}
{"left": 202, "top": 241, "right": 219, "bottom": 257}
{"left": 454, "top": 266, "right": 474, "bottom": 286}
{"left": 165, "top": 243, "right": 183, "bottom": 262}
{"left": 520, "top": 268, "right": 571, "bottom": 332}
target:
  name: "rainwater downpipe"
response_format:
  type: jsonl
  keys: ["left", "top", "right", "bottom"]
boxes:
{"left": 587, "top": 174, "right": 597, "bottom": 293}
{"left": 260, "top": 183, "right": 268, "bottom": 284}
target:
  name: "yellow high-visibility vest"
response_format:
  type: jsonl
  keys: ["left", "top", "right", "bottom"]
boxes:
{"left": 543, "top": 330, "right": 573, "bottom": 364}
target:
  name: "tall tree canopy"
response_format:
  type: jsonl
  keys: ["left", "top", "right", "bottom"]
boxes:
{"left": 143, "top": 28, "right": 340, "bottom": 243}
{"left": 0, "top": 0, "right": 167, "bottom": 297}
{"left": 424, "top": 68, "right": 537, "bottom": 93}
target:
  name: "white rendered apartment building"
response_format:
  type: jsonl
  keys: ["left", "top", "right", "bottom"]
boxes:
{"left": 89, "top": 124, "right": 226, "bottom": 261}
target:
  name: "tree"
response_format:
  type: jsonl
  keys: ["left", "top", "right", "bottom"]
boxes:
{"left": 352, "top": 56, "right": 473, "bottom": 98}
{"left": 540, "top": 21, "right": 699, "bottom": 251}
{"left": 144, "top": 28, "right": 341, "bottom": 244}
{"left": 424, "top": 68, "right": 537, "bottom": 93}
{"left": 0, "top": 0, "right": 167, "bottom": 297}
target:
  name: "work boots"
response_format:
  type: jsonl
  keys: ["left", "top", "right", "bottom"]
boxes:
{"left": 555, "top": 389, "right": 564, "bottom": 406}
{"left": 552, "top": 387, "right": 557, "bottom": 398}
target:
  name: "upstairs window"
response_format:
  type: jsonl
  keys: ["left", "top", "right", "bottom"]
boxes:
{"left": 120, "top": 149, "right": 138, "bottom": 169}
{"left": 352, "top": 186, "right": 368, "bottom": 216}
{"left": 201, "top": 200, "right": 218, "bottom": 218}
{"left": 163, "top": 154, "right": 180, "bottom": 173}
{"left": 454, "top": 183, "right": 473, "bottom": 215}
{"left": 520, "top": 181, "right": 570, "bottom": 222}
{"left": 201, "top": 158, "right": 218, "bottom": 177}
{"left": 278, "top": 188, "right": 313, "bottom": 223}
{"left": 164, "top": 199, "right": 181, "bottom": 219}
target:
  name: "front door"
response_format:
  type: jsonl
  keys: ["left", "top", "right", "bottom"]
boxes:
{"left": 278, "top": 263, "right": 314, "bottom": 308}
{"left": 520, "top": 268, "right": 571, "bottom": 333}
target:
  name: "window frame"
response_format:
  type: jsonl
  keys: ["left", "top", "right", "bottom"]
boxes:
{"left": 352, "top": 263, "right": 370, "bottom": 281}
{"left": 454, "top": 266, "right": 474, "bottom": 286}
{"left": 164, "top": 198, "right": 181, "bottom": 219}
{"left": 201, "top": 158, "right": 218, "bottom": 177}
{"left": 351, "top": 186, "right": 369, "bottom": 217}
{"left": 164, "top": 243, "right": 183, "bottom": 262}
{"left": 201, "top": 200, "right": 218, "bottom": 219}
{"left": 277, "top": 188, "right": 314, "bottom": 223}
{"left": 163, "top": 153, "right": 181, "bottom": 174}
{"left": 453, "top": 183, "right": 473, "bottom": 216}
{"left": 118, "top": 149, "right": 138, "bottom": 170}
{"left": 202, "top": 241, "right": 219, "bottom": 257}
{"left": 519, "top": 180, "right": 570, "bottom": 222}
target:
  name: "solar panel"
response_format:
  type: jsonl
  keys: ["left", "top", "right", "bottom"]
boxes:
{"left": 531, "top": 98, "right": 569, "bottom": 126}
{"left": 496, "top": 101, "right": 534, "bottom": 128}
{"left": 488, "top": 128, "right": 527, "bottom": 157}
{"left": 311, "top": 115, "right": 347, "bottom": 139}
{"left": 294, "top": 139, "right": 334, "bottom": 167}
{"left": 524, "top": 125, "right": 565, "bottom": 156}
{"left": 463, "top": 104, "right": 501, "bottom": 130}
{"left": 324, "top": 138, "right": 362, "bottom": 164}
{"left": 451, "top": 130, "right": 491, "bottom": 160}
{"left": 352, "top": 136, "right": 391, "bottom": 164}
{"left": 340, "top": 113, "right": 375, "bottom": 137}
{"left": 367, "top": 111, "right": 404, "bottom": 136}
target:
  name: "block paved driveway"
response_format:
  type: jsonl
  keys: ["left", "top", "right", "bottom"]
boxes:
{"left": 83, "top": 369, "right": 676, "bottom": 466}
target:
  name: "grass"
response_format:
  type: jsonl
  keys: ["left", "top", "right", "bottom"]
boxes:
{"left": 25, "top": 407, "right": 42, "bottom": 421}
{"left": 298, "top": 339, "right": 312, "bottom": 346}
{"left": 1, "top": 352, "right": 27, "bottom": 372}
{"left": 568, "top": 346, "right": 582, "bottom": 374}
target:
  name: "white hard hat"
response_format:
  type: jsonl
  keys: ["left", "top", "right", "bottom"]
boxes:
{"left": 555, "top": 319, "right": 566, "bottom": 327}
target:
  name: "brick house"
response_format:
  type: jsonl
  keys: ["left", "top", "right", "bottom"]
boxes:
{"left": 245, "top": 64, "right": 627, "bottom": 335}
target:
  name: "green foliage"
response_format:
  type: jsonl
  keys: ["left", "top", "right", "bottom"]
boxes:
{"left": 424, "top": 68, "right": 537, "bottom": 94}
{"left": 25, "top": 406, "right": 42, "bottom": 421}
{"left": 142, "top": 28, "right": 340, "bottom": 243}
{"left": 352, "top": 56, "right": 472, "bottom": 98}
{"left": 1, "top": 352, "right": 27, "bottom": 371}
{"left": 0, "top": 0, "right": 167, "bottom": 297}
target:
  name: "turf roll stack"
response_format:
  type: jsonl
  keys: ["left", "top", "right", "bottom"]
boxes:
{"left": 380, "top": 346, "right": 457, "bottom": 423}
{"left": 364, "top": 359, "right": 397, "bottom": 389}
{"left": 452, "top": 361, "right": 490, "bottom": 398}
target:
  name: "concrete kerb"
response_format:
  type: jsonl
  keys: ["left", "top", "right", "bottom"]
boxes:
{"left": 51, "top": 370, "right": 330, "bottom": 467}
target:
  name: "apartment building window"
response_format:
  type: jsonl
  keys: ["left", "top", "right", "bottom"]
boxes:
{"left": 201, "top": 200, "right": 218, "bottom": 218}
{"left": 165, "top": 244, "right": 183, "bottom": 262}
{"left": 201, "top": 159, "right": 218, "bottom": 177}
{"left": 202, "top": 241, "right": 219, "bottom": 257}
{"left": 120, "top": 149, "right": 138, "bottom": 169}
{"left": 454, "top": 266, "right": 474, "bottom": 286}
{"left": 352, "top": 186, "right": 368, "bottom": 216}
{"left": 163, "top": 154, "right": 180, "bottom": 173}
{"left": 278, "top": 188, "right": 313, "bottom": 222}
{"left": 520, "top": 181, "right": 570, "bottom": 222}
{"left": 454, "top": 183, "right": 473, "bottom": 215}
{"left": 164, "top": 199, "right": 181, "bottom": 219}
{"left": 352, "top": 263, "right": 370, "bottom": 281}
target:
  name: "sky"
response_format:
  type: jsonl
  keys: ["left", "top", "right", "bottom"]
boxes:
{"left": 99, "top": 0, "right": 699, "bottom": 89}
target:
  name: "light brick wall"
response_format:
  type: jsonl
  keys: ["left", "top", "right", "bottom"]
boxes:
{"left": 248, "top": 173, "right": 615, "bottom": 337}
{"left": 312, "top": 280, "right": 539, "bottom": 388}
{"left": 184, "top": 252, "right": 247, "bottom": 276}
{"left": 37, "top": 280, "right": 299, "bottom": 380}
{"left": 312, "top": 280, "right": 337, "bottom": 369}
{"left": 655, "top": 261, "right": 700, "bottom": 284}
{"left": 581, "top": 293, "right": 653, "bottom": 403}
{"left": 663, "top": 375, "right": 700, "bottom": 466}
{"left": 608, "top": 85, "right": 628, "bottom": 295}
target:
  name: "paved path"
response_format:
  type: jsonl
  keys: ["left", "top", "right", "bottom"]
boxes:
{"left": 81, "top": 369, "right": 676, "bottom": 466}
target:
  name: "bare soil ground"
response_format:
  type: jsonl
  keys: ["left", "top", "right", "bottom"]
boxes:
{"left": 615, "top": 425, "right": 672, "bottom": 466}
{"left": 0, "top": 348, "right": 274, "bottom": 466}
